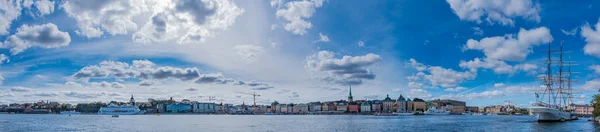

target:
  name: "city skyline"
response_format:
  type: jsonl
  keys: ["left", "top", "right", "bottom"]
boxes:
{"left": 1, "top": 0, "right": 600, "bottom": 107}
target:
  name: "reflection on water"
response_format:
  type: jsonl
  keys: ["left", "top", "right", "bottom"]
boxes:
{"left": 0, "top": 114, "right": 597, "bottom": 132}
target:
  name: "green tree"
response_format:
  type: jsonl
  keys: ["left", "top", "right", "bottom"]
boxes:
{"left": 592, "top": 94, "right": 600, "bottom": 118}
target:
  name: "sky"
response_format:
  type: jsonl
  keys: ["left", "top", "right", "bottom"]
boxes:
{"left": 1, "top": 0, "right": 600, "bottom": 107}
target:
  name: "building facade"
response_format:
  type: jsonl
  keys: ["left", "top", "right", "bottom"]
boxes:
{"left": 192, "top": 102, "right": 217, "bottom": 113}
{"left": 361, "top": 101, "right": 371, "bottom": 112}
{"left": 382, "top": 95, "right": 395, "bottom": 112}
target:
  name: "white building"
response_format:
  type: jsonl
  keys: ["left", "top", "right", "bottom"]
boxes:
{"left": 361, "top": 102, "right": 371, "bottom": 112}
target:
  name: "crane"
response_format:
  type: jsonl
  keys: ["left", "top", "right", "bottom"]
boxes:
{"left": 236, "top": 92, "right": 261, "bottom": 109}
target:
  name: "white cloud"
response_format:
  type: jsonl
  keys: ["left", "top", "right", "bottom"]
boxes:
{"left": 561, "top": 28, "right": 577, "bottom": 36}
{"left": 62, "top": 0, "right": 244, "bottom": 43}
{"left": 408, "top": 89, "right": 432, "bottom": 99}
{"left": 590, "top": 65, "right": 600, "bottom": 74}
{"left": 446, "top": 0, "right": 540, "bottom": 25}
{"left": 581, "top": 19, "right": 600, "bottom": 58}
{"left": 234, "top": 44, "right": 265, "bottom": 62}
{"left": 275, "top": 0, "right": 324, "bottom": 35}
{"left": 357, "top": 41, "right": 365, "bottom": 47}
{"left": 581, "top": 79, "right": 600, "bottom": 91}
{"left": 439, "top": 85, "right": 538, "bottom": 101}
{"left": 10, "top": 86, "right": 32, "bottom": 92}
{"left": 2, "top": 23, "right": 71, "bottom": 55}
{"left": 459, "top": 58, "right": 539, "bottom": 74}
{"left": 407, "top": 58, "right": 476, "bottom": 88}
{"left": 408, "top": 81, "right": 426, "bottom": 89}
{"left": 317, "top": 32, "right": 329, "bottom": 42}
{"left": 472, "top": 27, "right": 483, "bottom": 35}
{"left": 65, "top": 81, "right": 84, "bottom": 88}
{"left": 463, "top": 27, "right": 552, "bottom": 61}
{"left": 0, "top": 54, "right": 9, "bottom": 64}
{"left": 34, "top": 0, "right": 55, "bottom": 16}
{"left": 91, "top": 81, "right": 126, "bottom": 89}
{"left": 306, "top": 50, "right": 381, "bottom": 85}
{"left": 494, "top": 83, "right": 506, "bottom": 88}
{"left": 133, "top": 0, "right": 244, "bottom": 44}
{"left": 0, "top": 0, "right": 22, "bottom": 35}
{"left": 444, "top": 86, "right": 467, "bottom": 92}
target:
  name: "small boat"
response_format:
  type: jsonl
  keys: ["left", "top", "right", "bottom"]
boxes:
{"left": 393, "top": 112, "right": 415, "bottom": 116}
{"left": 112, "top": 115, "right": 119, "bottom": 117}
{"left": 374, "top": 112, "right": 396, "bottom": 116}
{"left": 473, "top": 113, "right": 484, "bottom": 116}
{"left": 424, "top": 106, "right": 450, "bottom": 115}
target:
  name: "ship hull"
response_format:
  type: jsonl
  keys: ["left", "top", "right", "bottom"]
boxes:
{"left": 393, "top": 112, "right": 415, "bottom": 116}
{"left": 424, "top": 112, "right": 450, "bottom": 115}
{"left": 529, "top": 107, "right": 572, "bottom": 122}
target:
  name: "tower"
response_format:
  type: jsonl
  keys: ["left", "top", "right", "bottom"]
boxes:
{"left": 348, "top": 85, "right": 353, "bottom": 102}
{"left": 130, "top": 94, "right": 135, "bottom": 106}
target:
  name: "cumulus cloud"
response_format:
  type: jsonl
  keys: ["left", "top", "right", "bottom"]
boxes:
{"left": 133, "top": 0, "right": 244, "bottom": 44}
{"left": 2, "top": 23, "right": 71, "bottom": 55}
{"left": 581, "top": 79, "right": 600, "bottom": 91}
{"left": 73, "top": 60, "right": 266, "bottom": 88}
{"left": 31, "top": 92, "right": 58, "bottom": 97}
{"left": 0, "top": 0, "right": 22, "bottom": 35}
{"left": 275, "top": 0, "right": 324, "bottom": 35}
{"left": 407, "top": 58, "right": 476, "bottom": 88}
{"left": 10, "top": 86, "right": 32, "bottom": 92}
{"left": 0, "top": 54, "right": 9, "bottom": 64}
{"left": 357, "top": 41, "right": 365, "bottom": 47}
{"left": 252, "top": 86, "right": 274, "bottom": 91}
{"left": 494, "top": 83, "right": 506, "bottom": 88}
{"left": 185, "top": 87, "right": 197, "bottom": 91}
{"left": 408, "top": 82, "right": 426, "bottom": 89}
{"left": 33, "top": 0, "right": 55, "bottom": 16}
{"left": 459, "top": 58, "right": 539, "bottom": 74}
{"left": 464, "top": 27, "right": 552, "bottom": 62}
{"left": 439, "top": 85, "right": 537, "bottom": 101}
{"left": 92, "top": 81, "right": 125, "bottom": 89}
{"left": 444, "top": 86, "right": 467, "bottom": 92}
{"left": 234, "top": 45, "right": 265, "bottom": 62}
{"left": 65, "top": 81, "right": 84, "bottom": 88}
{"left": 306, "top": 50, "right": 382, "bottom": 85}
{"left": 62, "top": 0, "right": 243, "bottom": 43}
{"left": 472, "top": 27, "right": 484, "bottom": 35}
{"left": 561, "top": 28, "right": 577, "bottom": 36}
{"left": 408, "top": 89, "right": 432, "bottom": 99}
{"left": 446, "top": 0, "right": 540, "bottom": 25}
{"left": 581, "top": 19, "right": 600, "bottom": 58}
{"left": 590, "top": 65, "right": 600, "bottom": 74}
{"left": 63, "top": 91, "right": 105, "bottom": 98}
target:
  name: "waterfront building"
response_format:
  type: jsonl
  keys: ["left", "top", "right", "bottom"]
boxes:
{"left": 328, "top": 102, "right": 337, "bottom": 111}
{"left": 428, "top": 99, "right": 466, "bottom": 113}
{"left": 571, "top": 104, "right": 593, "bottom": 116}
{"left": 466, "top": 106, "right": 479, "bottom": 113}
{"left": 412, "top": 98, "right": 426, "bottom": 112}
{"left": 361, "top": 101, "right": 371, "bottom": 112}
{"left": 280, "top": 104, "right": 288, "bottom": 113}
{"left": 309, "top": 102, "right": 322, "bottom": 112}
{"left": 348, "top": 102, "right": 360, "bottom": 113}
{"left": 275, "top": 103, "right": 282, "bottom": 113}
{"left": 484, "top": 105, "right": 504, "bottom": 114}
{"left": 166, "top": 103, "right": 192, "bottom": 113}
{"left": 271, "top": 101, "right": 279, "bottom": 112}
{"left": 287, "top": 104, "right": 294, "bottom": 113}
{"left": 382, "top": 95, "right": 395, "bottom": 112}
{"left": 295, "top": 103, "right": 309, "bottom": 114}
{"left": 371, "top": 100, "right": 382, "bottom": 112}
{"left": 336, "top": 101, "right": 348, "bottom": 112}
{"left": 321, "top": 102, "right": 329, "bottom": 111}
{"left": 396, "top": 95, "right": 408, "bottom": 112}
{"left": 192, "top": 102, "right": 217, "bottom": 113}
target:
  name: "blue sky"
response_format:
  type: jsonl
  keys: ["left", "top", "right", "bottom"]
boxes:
{"left": 1, "top": 0, "right": 600, "bottom": 107}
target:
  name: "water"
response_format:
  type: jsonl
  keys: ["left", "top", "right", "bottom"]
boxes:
{"left": 0, "top": 114, "right": 597, "bottom": 132}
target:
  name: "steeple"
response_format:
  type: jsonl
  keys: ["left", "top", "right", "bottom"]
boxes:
{"left": 129, "top": 94, "right": 135, "bottom": 106}
{"left": 348, "top": 85, "right": 353, "bottom": 102}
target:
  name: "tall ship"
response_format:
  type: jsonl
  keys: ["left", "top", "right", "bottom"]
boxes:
{"left": 98, "top": 95, "right": 146, "bottom": 115}
{"left": 529, "top": 41, "right": 577, "bottom": 122}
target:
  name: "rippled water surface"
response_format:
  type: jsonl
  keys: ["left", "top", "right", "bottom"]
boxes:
{"left": 1, "top": 114, "right": 598, "bottom": 132}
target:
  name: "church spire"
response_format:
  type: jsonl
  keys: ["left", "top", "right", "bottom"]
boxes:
{"left": 348, "top": 85, "right": 353, "bottom": 102}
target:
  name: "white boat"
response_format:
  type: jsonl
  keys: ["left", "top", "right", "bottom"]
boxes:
{"left": 529, "top": 42, "right": 578, "bottom": 122}
{"left": 424, "top": 106, "right": 450, "bottom": 115}
{"left": 97, "top": 104, "right": 146, "bottom": 115}
{"left": 392, "top": 112, "right": 415, "bottom": 116}
{"left": 60, "top": 110, "right": 80, "bottom": 115}
{"left": 530, "top": 105, "right": 575, "bottom": 122}
{"left": 472, "top": 113, "right": 484, "bottom": 116}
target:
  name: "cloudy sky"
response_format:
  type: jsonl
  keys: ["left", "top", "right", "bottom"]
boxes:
{"left": 1, "top": 0, "right": 600, "bottom": 107}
